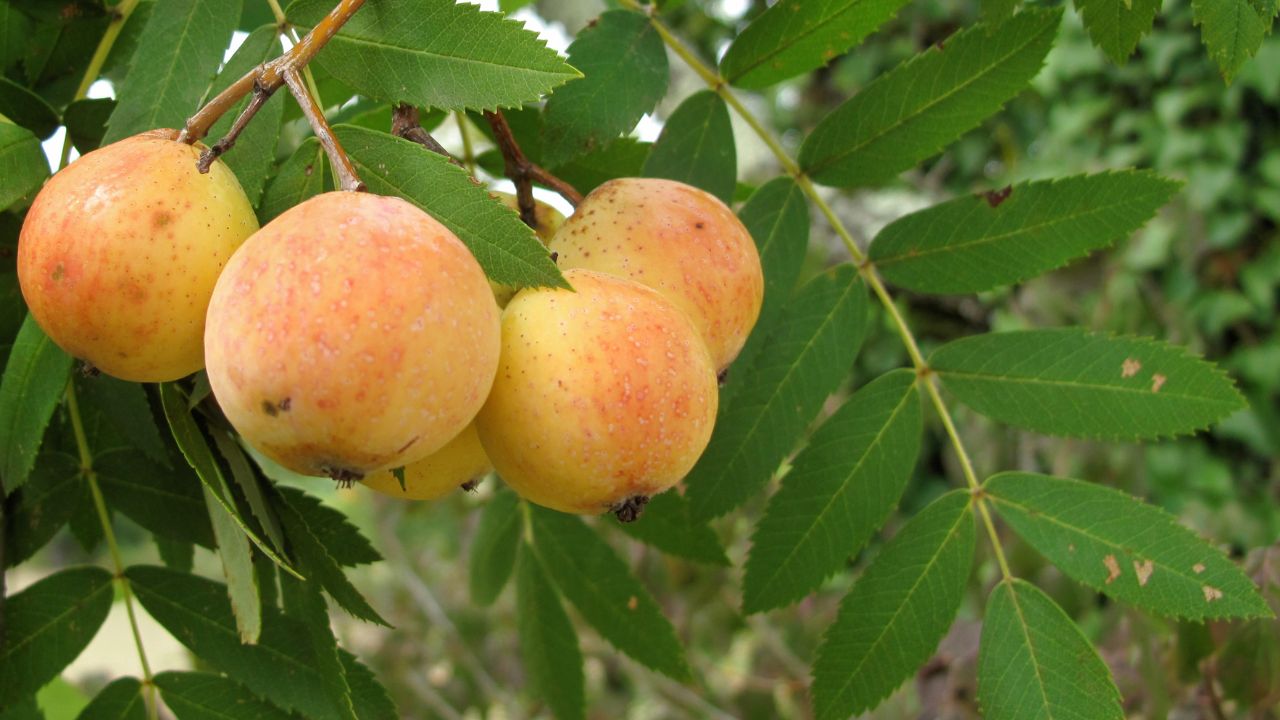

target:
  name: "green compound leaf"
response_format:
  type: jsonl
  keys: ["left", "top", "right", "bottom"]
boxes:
{"left": 1077, "top": 0, "right": 1163, "bottom": 64}
{"left": 273, "top": 486, "right": 380, "bottom": 568}
{"left": 549, "top": 138, "right": 652, "bottom": 196}
{"left": 288, "top": 0, "right": 578, "bottom": 112}
{"left": 205, "top": 25, "right": 285, "bottom": 206}
{"left": 931, "top": 329, "right": 1247, "bottom": 440}
{"left": 1, "top": 316, "right": 72, "bottom": 496}
{"left": 278, "top": 576, "right": 357, "bottom": 720}
{"left": 0, "top": 123, "right": 50, "bottom": 212}
{"left": 977, "top": 579, "right": 1123, "bottom": 720}
{"left": 0, "top": 78, "right": 59, "bottom": 139}
{"left": 641, "top": 90, "right": 736, "bottom": 204}
{"left": 203, "top": 473, "right": 261, "bottom": 643}
{"left": 982, "top": 0, "right": 1019, "bottom": 22}
{"left": 685, "top": 265, "right": 871, "bottom": 522}
{"left": 722, "top": 177, "right": 811, "bottom": 408}
{"left": 469, "top": 489, "right": 522, "bottom": 606}
{"left": 75, "top": 676, "right": 145, "bottom": 720}
{"left": 1192, "top": 0, "right": 1272, "bottom": 84}
{"left": 336, "top": 124, "right": 566, "bottom": 289}
{"left": 4, "top": 453, "right": 84, "bottom": 568}
{"left": 516, "top": 542, "right": 585, "bottom": 720}
{"left": 986, "top": 472, "right": 1271, "bottom": 620}
{"left": 799, "top": 9, "right": 1060, "bottom": 188}
{"left": 812, "top": 491, "right": 974, "bottom": 720}
{"left": 155, "top": 672, "right": 294, "bottom": 720}
{"left": 871, "top": 171, "right": 1181, "bottom": 294}
{"left": 64, "top": 98, "right": 116, "bottom": 155}
{"left": 529, "top": 506, "right": 690, "bottom": 680}
{"left": 126, "top": 565, "right": 358, "bottom": 720}
{"left": 0, "top": 566, "right": 114, "bottom": 705}
{"left": 259, "top": 138, "right": 326, "bottom": 223}
{"left": 541, "top": 10, "right": 668, "bottom": 167}
{"left": 104, "top": 0, "right": 241, "bottom": 144}
{"left": 720, "top": 0, "right": 912, "bottom": 89}
{"left": 614, "top": 491, "right": 728, "bottom": 566}
{"left": 744, "top": 369, "right": 922, "bottom": 613}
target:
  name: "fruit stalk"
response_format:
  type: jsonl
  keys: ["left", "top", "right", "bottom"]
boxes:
{"left": 177, "top": 0, "right": 367, "bottom": 146}
{"left": 484, "top": 110, "right": 584, "bottom": 220}
{"left": 283, "top": 68, "right": 364, "bottom": 192}
{"left": 391, "top": 104, "right": 465, "bottom": 167}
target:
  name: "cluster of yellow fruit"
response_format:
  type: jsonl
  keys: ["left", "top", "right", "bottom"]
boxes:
{"left": 17, "top": 130, "right": 762, "bottom": 518}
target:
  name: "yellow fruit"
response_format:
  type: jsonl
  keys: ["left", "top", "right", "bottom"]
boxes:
{"left": 17, "top": 129, "right": 258, "bottom": 381}
{"left": 476, "top": 268, "right": 718, "bottom": 516}
{"left": 548, "top": 178, "right": 763, "bottom": 370}
{"left": 204, "top": 191, "right": 500, "bottom": 480}
{"left": 362, "top": 422, "right": 491, "bottom": 500}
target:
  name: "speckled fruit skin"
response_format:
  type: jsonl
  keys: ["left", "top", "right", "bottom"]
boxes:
{"left": 475, "top": 268, "right": 719, "bottom": 515}
{"left": 548, "top": 178, "right": 763, "bottom": 370}
{"left": 361, "top": 422, "right": 491, "bottom": 500}
{"left": 17, "top": 129, "right": 258, "bottom": 381}
{"left": 204, "top": 191, "right": 501, "bottom": 479}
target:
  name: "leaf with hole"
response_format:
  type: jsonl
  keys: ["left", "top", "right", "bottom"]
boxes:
{"left": 931, "top": 329, "right": 1246, "bottom": 439}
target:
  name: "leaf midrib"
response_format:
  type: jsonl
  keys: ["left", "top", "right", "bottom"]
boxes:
{"left": 320, "top": 30, "right": 575, "bottom": 77}
{"left": 935, "top": 368, "right": 1237, "bottom": 405}
{"left": 727, "top": 0, "right": 870, "bottom": 81}
{"left": 0, "top": 574, "right": 111, "bottom": 660}
{"left": 1002, "top": 582, "right": 1057, "bottom": 719}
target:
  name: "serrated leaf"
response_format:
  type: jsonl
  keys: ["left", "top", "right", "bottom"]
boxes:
{"left": 985, "top": 472, "right": 1271, "bottom": 619}
{"left": 1077, "top": 0, "right": 1163, "bottom": 64}
{"left": 273, "top": 486, "right": 380, "bottom": 567}
{"left": 96, "top": 448, "right": 215, "bottom": 549}
{"left": 685, "top": 265, "right": 870, "bottom": 522}
{"left": 721, "top": 176, "right": 810, "bottom": 407}
{"left": 155, "top": 672, "right": 293, "bottom": 720}
{"left": 541, "top": 10, "right": 668, "bottom": 166}
{"left": 125, "top": 565, "right": 354, "bottom": 720}
{"left": 1193, "top": 0, "right": 1269, "bottom": 83}
{"left": 720, "top": 0, "right": 912, "bottom": 89}
{"left": 157, "top": 535, "right": 196, "bottom": 573}
{"left": 339, "top": 651, "right": 398, "bottom": 720}
{"left": 1, "top": 316, "right": 72, "bottom": 495}
{"left": 63, "top": 98, "right": 116, "bottom": 155}
{"left": 0, "top": 566, "right": 114, "bottom": 705}
{"left": 76, "top": 375, "right": 168, "bottom": 466}
{"left": 614, "top": 492, "right": 728, "bottom": 566}
{"left": 288, "top": 0, "right": 578, "bottom": 112}
{"left": 470, "top": 489, "right": 521, "bottom": 606}
{"left": 641, "top": 90, "right": 736, "bottom": 203}
{"left": 275, "top": 487, "right": 389, "bottom": 626}
{"left": 931, "top": 329, "right": 1247, "bottom": 439}
{"left": 982, "top": 0, "right": 1019, "bottom": 21}
{"left": 812, "top": 491, "right": 974, "bottom": 719}
{"left": 0, "top": 78, "right": 59, "bottom": 139}
{"left": 103, "top": 0, "right": 242, "bottom": 144}
{"left": 4, "top": 453, "right": 83, "bottom": 567}
{"left": 258, "top": 138, "right": 326, "bottom": 223}
{"left": 205, "top": 25, "right": 284, "bottom": 205}
{"left": 75, "top": 677, "right": 145, "bottom": 720}
{"left": 517, "top": 542, "right": 585, "bottom": 720}
{"left": 279, "top": 576, "right": 357, "bottom": 720}
{"left": 159, "top": 383, "right": 301, "bottom": 577}
{"left": 0, "top": 124, "right": 48, "bottom": 212}
{"left": 870, "top": 171, "right": 1181, "bottom": 294}
{"left": 744, "top": 369, "right": 922, "bottom": 613}
{"left": 799, "top": 9, "right": 1061, "bottom": 188}
{"left": 211, "top": 427, "right": 287, "bottom": 555}
{"left": 335, "top": 124, "right": 565, "bottom": 289}
{"left": 203, "top": 478, "right": 261, "bottom": 643}
{"left": 529, "top": 507, "right": 690, "bottom": 680}
{"left": 977, "top": 579, "right": 1123, "bottom": 720}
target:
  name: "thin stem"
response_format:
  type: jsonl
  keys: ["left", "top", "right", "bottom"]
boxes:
{"left": 66, "top": 384, "right": 159, "bottom": 720}
{"left": 58, "top": 0, "right": 142, "bottom": 169}
{"left": 391, "top": 104, "right": 464, "bottom": 166}
{"left": 196, "top": 84, "right": 272, "bottom": 172}
{"left": 455, "top": 111, "right": 476, "bottom": 173}
{"left": 284, "top": 68, "right": 363, "bottom": 191}
{"left": 485, "top": 110, "right": 583, "bottom": 210}
{"left": 631, "top": 2, "right": 1011, "bottom": 578}
{"left": 178, "top": 0, "right": 366, "bottom": 144}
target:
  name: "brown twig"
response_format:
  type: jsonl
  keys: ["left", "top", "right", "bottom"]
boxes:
{"left": 196, "top": 82, "right": 272, "bottom": 172}
{"left": 283, "top": 68, "right": 363, "bottom": 192}
{"left": 483, "top": 110, "right": 583, "bottom": 225}
{"left": 177, "top": 0, "right": 366, "bottom": 147}
{"left": 391, "top": 104, "right": 464, "bottom": 167}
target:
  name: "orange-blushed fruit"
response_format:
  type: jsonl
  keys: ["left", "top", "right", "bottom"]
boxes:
{"left": 475, "top": 268, "right": 718, "bottom": 517}
{"left": 204, "top": 191, "right": 500, "bottom": 481}
{"left": 17, "top": 129, "right": 258, "bottom": 381}
{"left": 362, "top": 422, "right": 491, "bottom": 500}
{"left": 548, "top": 178, "right": 763, "bottom": 370}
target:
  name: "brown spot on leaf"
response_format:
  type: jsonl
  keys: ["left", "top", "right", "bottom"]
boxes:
{"left": 1122, "top": 358, "right": 1141, "bottom": 378}
{"left": 1134, "top": 559, "right": 1154, "bottom": 586}
{"left": 1203, "top": 585, "right": 1223, "bottom": 602}
{"left": 1152, "top": 374, "right": 1167, "bottom": 393}
{"left": 1193, "top": 563, "right": 1206, "bottom": 574}
{"left": 982, "top": 185, "right": 1012, "bottom": 208}
{"left": 627, "top": 596, "right": 638, "bottom": 611}
{"left": 1104, "top": 554, "right": 1122, "bottom": 584}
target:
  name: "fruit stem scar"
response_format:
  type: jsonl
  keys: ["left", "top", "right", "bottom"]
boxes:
{"left": 612, "top": 495, "right": 650, "bottom": 523}
{"left": 324, "top": 465, "right": 365, "bottom": 488}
